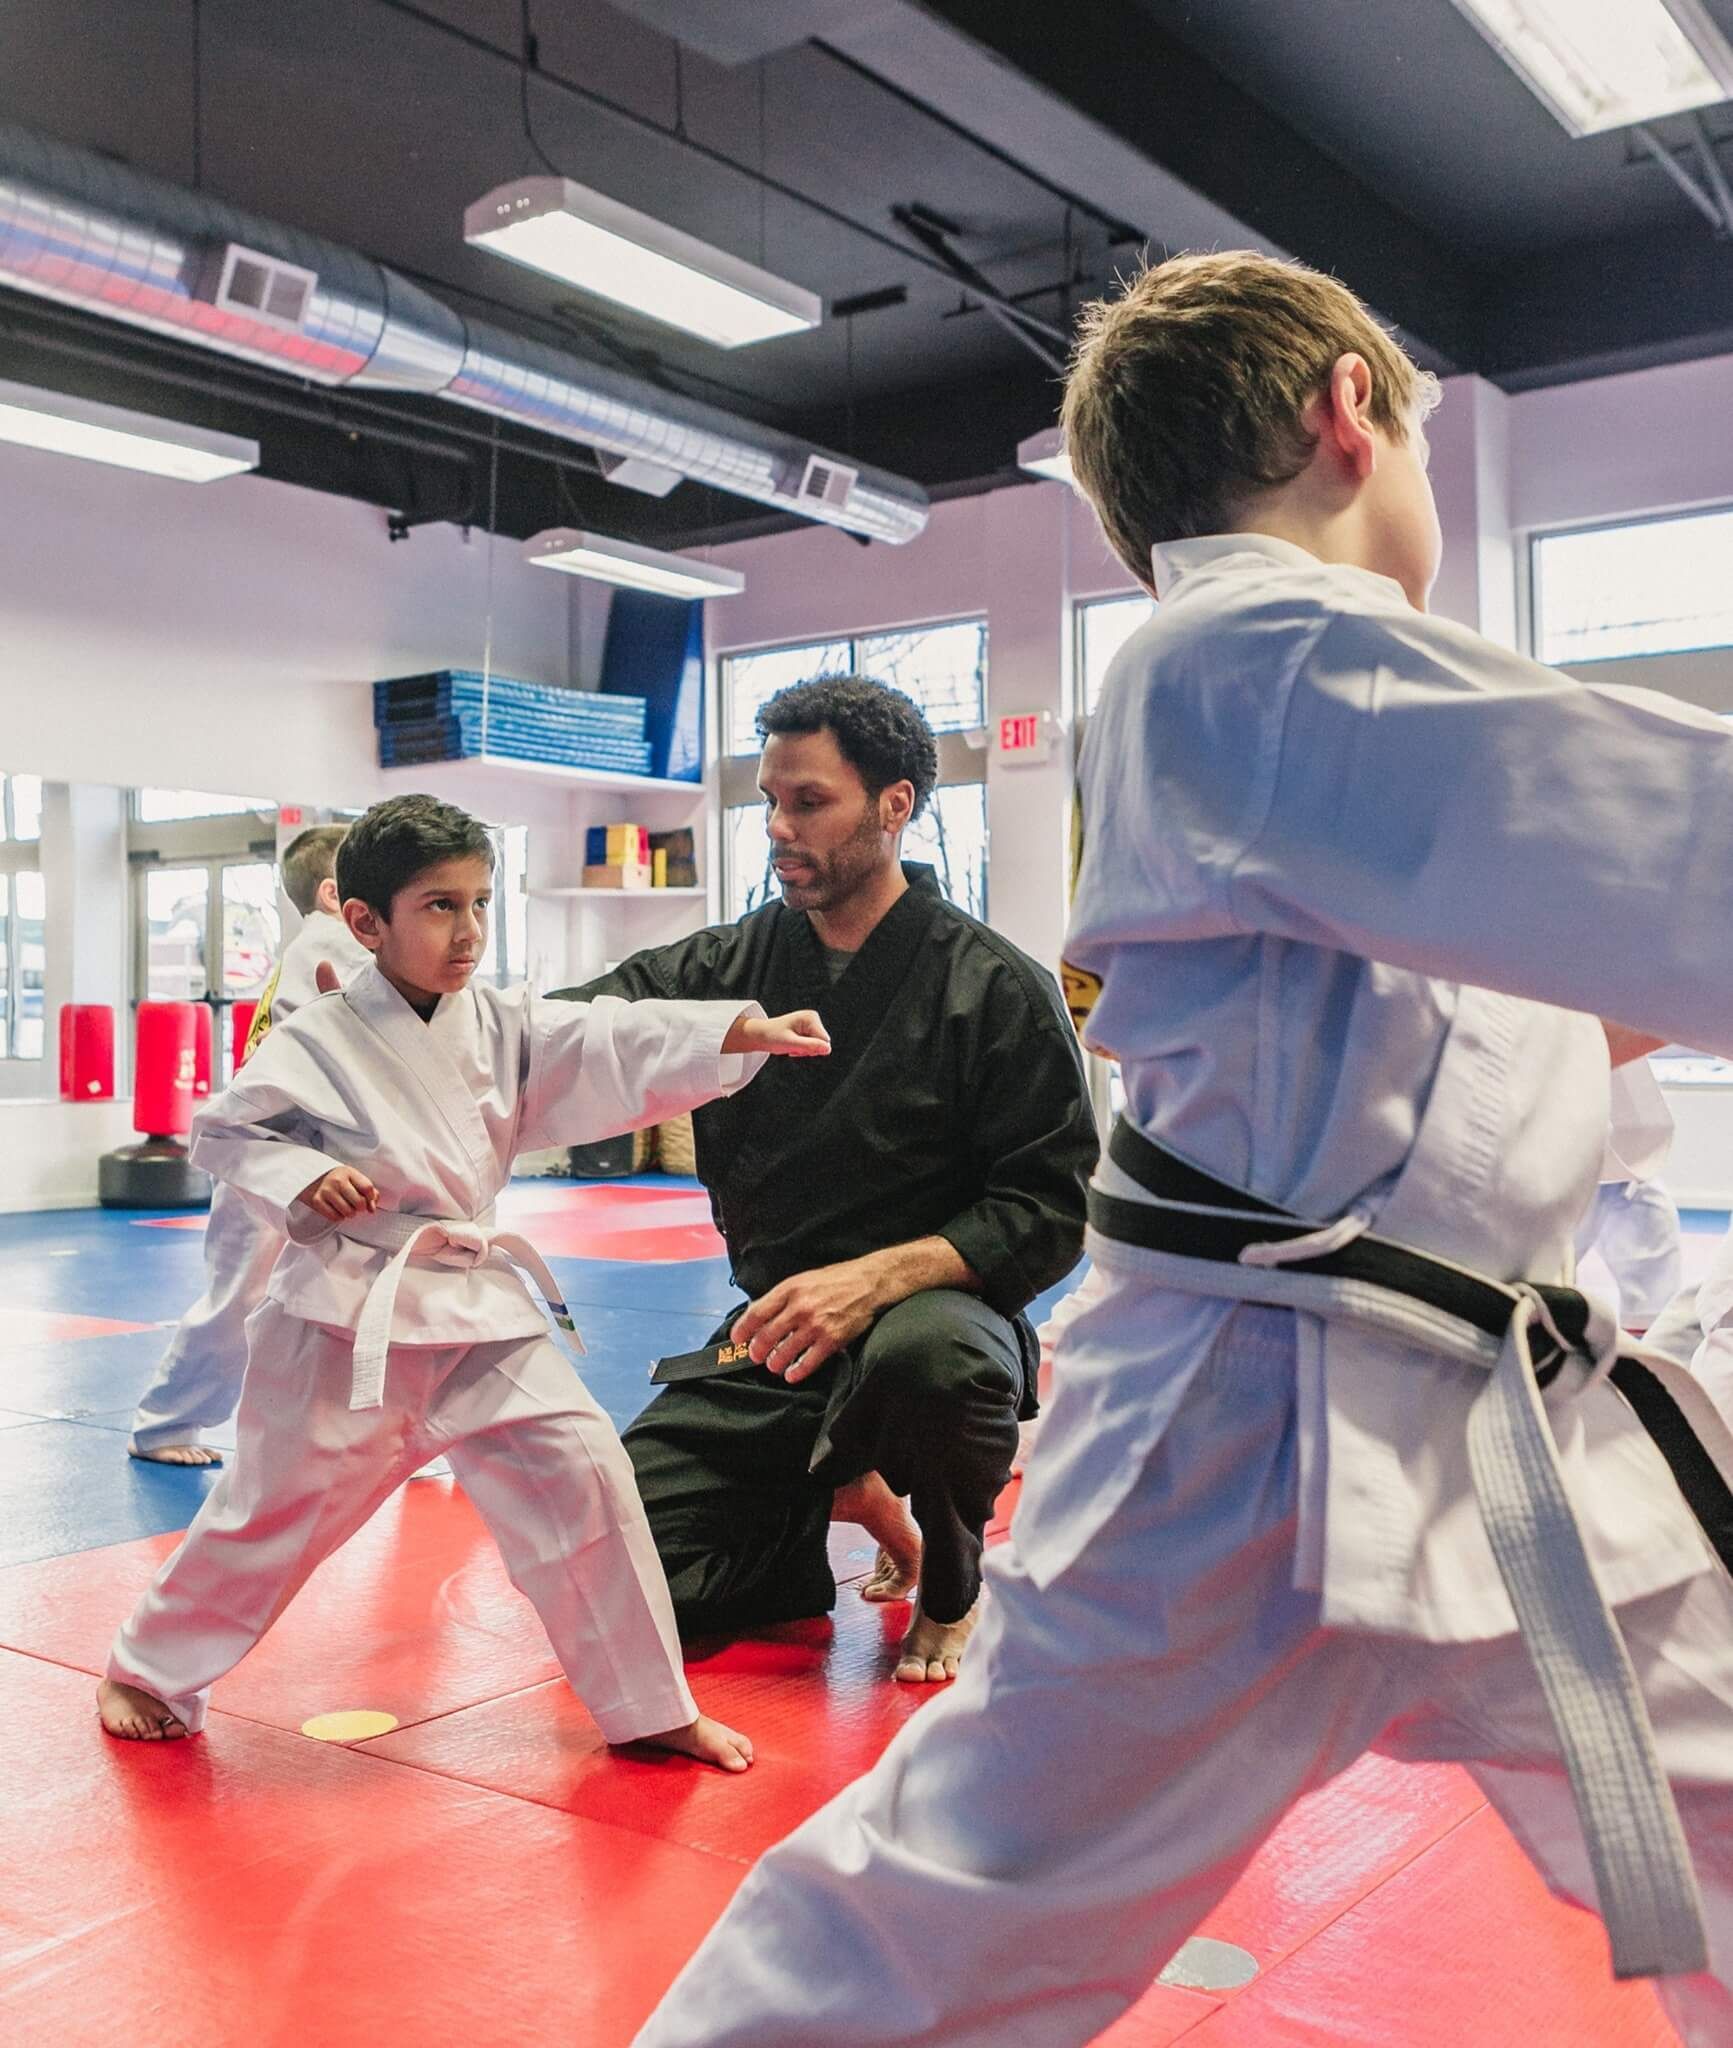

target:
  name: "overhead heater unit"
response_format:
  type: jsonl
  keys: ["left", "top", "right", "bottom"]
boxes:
{"left": 798, "top": 454, "right": 857, "bottom": 513}
{"left": 1447, "top": 0, "right": 1733, "bottom": 135}
{"left": 465, "top": 176, "right": 823, "bottom": 349}
{"left": 523, "top": 529, "right": 745, "bottom": 600}
{"left": 0, "top": 377, "right": 259, "bottom": 482}
{"left": 1017, "top": 428, "right": 1073, "bottom": 485}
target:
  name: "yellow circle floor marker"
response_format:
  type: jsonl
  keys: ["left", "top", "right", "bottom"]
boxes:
{"left": 300, "top": 1709, "right": 400, "bottom": 1742}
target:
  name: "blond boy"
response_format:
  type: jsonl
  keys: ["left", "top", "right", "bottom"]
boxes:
{"left": 632, "top": 255, "right": 1733, "bottom": 2044}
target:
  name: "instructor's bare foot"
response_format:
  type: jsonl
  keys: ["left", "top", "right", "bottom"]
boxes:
{"left": 894, "top": 1598, "right": 978, "bottom": 1684}
{"left": 97, "top": 1678, "right": 188, "bottom": 1740}
{"left": 832, "top": 1471, "right": 921, "bottom": 1602}
{"left": 628, "top": 1713, "right": 754, "bottom": 1773}
{"left": 129, "top": 1443, "right": 223, "bottom": 1467}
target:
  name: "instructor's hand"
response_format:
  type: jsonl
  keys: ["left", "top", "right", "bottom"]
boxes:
{"left": 723, "top": 1009, "right": 832, "bottom": 1059}
{"left": 734, "top": 1256, "right": 884, "bottom": 1384}
{"left": 296, "top": 1165, "right": 380, "bottom": 1220}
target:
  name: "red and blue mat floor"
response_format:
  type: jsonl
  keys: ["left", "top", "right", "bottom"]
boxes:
{"left": 0, "top": 1180, "right": 1718, "bottom": 2045}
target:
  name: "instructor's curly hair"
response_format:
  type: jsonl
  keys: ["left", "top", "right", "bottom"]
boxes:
{"left": 756, "top": 675, "right": 938, "bottom": 820}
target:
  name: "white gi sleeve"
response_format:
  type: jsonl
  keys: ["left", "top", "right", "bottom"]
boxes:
{"left": 188, "top": 1026, "right": 368, "bottom": 1233}
{"left": 1225, "top": 608, "right": 1733, "bottom": 1057}
{"left": 515, "top": 993, "right": 767, "bottom": 1154}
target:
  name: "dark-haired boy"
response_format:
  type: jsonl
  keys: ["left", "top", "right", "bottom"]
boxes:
{"left": 101, "top": 794, "right": 829, "bottom": 1767}
{"left": 558, "top": 676, "right": 1096, "bottom": 1684}
{"left": 129, "top": 824, "right": 369, "bottom": 1466}
{"left": 634, "top": 256, "right": 1733, "bottom": 2041}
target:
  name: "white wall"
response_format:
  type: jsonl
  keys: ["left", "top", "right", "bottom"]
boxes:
{"left": 0, "top": 441, "right": 588, "bottom": 1201}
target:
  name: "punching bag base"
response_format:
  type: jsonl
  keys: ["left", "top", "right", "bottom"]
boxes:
{"left": 99, "top": 1139, "right": 211, "bottom": 1211}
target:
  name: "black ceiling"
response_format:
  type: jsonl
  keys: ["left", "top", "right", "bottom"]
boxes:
{"left": 3, "top": 0, "right": 1732, "bottom": 549}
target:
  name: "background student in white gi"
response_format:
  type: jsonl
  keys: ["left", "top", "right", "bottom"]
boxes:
{"left": 100, "top": 793, "right": 829, "bottom": 1772}
{"left": 631, "top": 253, "right": 1733, "bottom": 2044}
{"left": 128, "top": 823, "right": 370, "bottom": 1467}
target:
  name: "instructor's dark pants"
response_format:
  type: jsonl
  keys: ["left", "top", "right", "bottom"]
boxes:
{"left": 624, "top": 1288, "right": 1037, "bottom": 1635}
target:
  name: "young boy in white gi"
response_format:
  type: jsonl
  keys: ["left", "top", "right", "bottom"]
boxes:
{"left": 100, "top": 793, "right": 830, "bottom": 1769}
{"left": 129, "top": 824, "right": 370, "bottom": 1466}
{"left": 631, "top": 253, "right": 1733, "bottom": 2041}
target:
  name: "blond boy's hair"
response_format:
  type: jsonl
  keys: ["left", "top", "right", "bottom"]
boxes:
{"left": 1061, "top": 250, "right": 1441, "bottom": 584}
{"left": 280, "top": 824, "right": 349, "bottom": 917}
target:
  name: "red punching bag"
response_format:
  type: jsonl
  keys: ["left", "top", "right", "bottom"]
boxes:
{"left": 101, "top": 1002, "right": 210, "bottom": 1209}
{"left": 58, "top": 1003, "right": 115, "bottom": 1101}
{"left": 132, "top": 1001, "right": 198, "bottom": 1139}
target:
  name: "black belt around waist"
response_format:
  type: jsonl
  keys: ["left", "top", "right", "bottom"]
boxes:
{"left": 1088, "top": 1115, "right": 1733, "bottom": 1569}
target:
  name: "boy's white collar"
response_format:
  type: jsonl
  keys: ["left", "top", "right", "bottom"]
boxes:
{"left": 1149, "top": 531, "right": 1406, "bottom": 606}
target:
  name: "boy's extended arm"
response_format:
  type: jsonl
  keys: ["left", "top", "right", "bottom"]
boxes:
{"left": 516, "top": 993, "right": 768, "bottom": 1155}
{"left": 1223, "top": 611, "right": 1733, "bottom": 1057}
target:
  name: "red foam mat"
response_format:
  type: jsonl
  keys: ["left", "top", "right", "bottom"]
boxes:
{"left": 0, "top": 1649, "right": 746, "bottom": 2048}
{"left": 1176, "top": 1803, "right": 1673, "bottom": 2046}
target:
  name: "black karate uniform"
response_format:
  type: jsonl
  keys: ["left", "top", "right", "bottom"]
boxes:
{"left": 553, "top": 864, "right": 1097, "bottom": 1632}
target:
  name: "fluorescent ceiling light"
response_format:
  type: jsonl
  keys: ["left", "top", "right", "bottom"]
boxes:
{"left": 1447, "top": 0, "right": 1733, "bottom": 136}
{"left": 466, "top": 177, "right": 822, "bottom": 349}
{"left": 1017, "top": 427, "right": 1074, "bottom": 485}
{"left": 523, "top": 528, "right": 745, "bottom": 600}
{"left": 0, "top": 377, "right": 259, "bottom": 482}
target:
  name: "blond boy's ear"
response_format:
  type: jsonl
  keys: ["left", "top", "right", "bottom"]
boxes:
{"left": 314, "top": 875, "right": 341, "bottom": 917}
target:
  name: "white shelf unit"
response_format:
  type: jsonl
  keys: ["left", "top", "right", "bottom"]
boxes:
{"left": 540, "top": 775, "right": 717, "bottom": 988}
{"left": 530, "top": 884, "right": 708, "bottom": 901}
{"left": 382, "top": 754, "right": 702, "bottom": 798}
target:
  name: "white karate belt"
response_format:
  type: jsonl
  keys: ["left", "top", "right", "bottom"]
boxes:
{"left": 1089, "top": 1127, "right": 1733, "bottom": 1984}
{"left": 338, "top": 1208, "right": 584, "bottom": 1411}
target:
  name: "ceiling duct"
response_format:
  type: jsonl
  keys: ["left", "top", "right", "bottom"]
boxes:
{"left": 0, "top": 118, "right": 927, "bottom": 543}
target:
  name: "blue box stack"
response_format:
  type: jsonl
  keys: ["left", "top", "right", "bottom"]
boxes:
{"left": 374, "top": 671, "right": 653, "bottom": 775}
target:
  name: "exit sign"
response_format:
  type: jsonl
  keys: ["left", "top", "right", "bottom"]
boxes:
{"left": 996, "top": 711, "right": 1053, "bottom": 764}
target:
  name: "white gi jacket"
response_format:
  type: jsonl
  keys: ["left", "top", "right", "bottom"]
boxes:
{"left": 1065, "top": 532, "right": 1733, "bottom": 1644}
{"left": 191, "top": 961, "right": 762, "bottom": 1353}
{"left": 256, "top": 907, "right": 372, "bottom": 1029}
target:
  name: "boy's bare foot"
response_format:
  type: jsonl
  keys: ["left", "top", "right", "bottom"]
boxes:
{"left": 129, "top": 1444, "right": 223, "bottom": 1467}
{"left": 894, "top": 1598, "right": 979, "bottom": 1684}
{"left": 97, "top": 1678, "right": 189, "bottom": 1740}
{"left": 628, "top": 1713, "right": 754, "bottom": 1773}
{"left": 832, "top": 1471, "right": 921, "bottom": 1602}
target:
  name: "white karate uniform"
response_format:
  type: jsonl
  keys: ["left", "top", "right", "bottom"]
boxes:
{"left": 1573, "top": 1062, "right": 1683, "bottom": 1334}
{"left": 634, "top": 533, "right": 1733, "bottom": 2047}
{"left": 129, "top": 910, "right": 371, "bottom": 1454}
{"left": 109, "top": 962, "right": 763, "bottom": 1740}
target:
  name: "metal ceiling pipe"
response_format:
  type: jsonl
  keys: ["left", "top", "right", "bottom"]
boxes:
{"left": 0, "top": 117, "right": 928, "bottom": 542}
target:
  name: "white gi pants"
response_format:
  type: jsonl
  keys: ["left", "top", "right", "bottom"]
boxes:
{"left": 128, "top": 1184, "right": 281, "bottom": 1453}
{"left": 634, "top": 1290, "right": 1733, "bottom": 2048}
{"left": 109, "top": 1299, "right": 697, "bottom": 1743}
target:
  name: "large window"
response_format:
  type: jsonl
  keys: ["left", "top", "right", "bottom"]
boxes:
{"left": 0, "top": 775, "right": 45, "bottom": 1063}
{"left": 1533, "top": 507, "right": 1733, "bottom": 666}
{"left": 1078, "top": 594, "right": 1156, "bottom": 718}
{"left": 718, "top": 621, "right": 990, "bottom": 922}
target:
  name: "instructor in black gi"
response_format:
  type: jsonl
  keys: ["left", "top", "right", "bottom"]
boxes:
{"left": 556, "top": 675, "right": 1096, "bottom": 1682}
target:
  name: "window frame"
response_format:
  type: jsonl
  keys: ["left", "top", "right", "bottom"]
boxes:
{"left": 1528, "top": 500, "right": 1733, "bottom": 669}
{"left": 715, "top": 617, "right": 991, "bottom": 922}
{"left": 0, "top": 775, "right": 47, "bottom": 1079}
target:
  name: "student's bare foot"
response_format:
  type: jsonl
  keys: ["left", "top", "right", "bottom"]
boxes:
{"left": 832, "top": 1471, "right": 921, "bottom": 1602}
{"left": 97, "top": 1678, "right": 189, "bottom": 1740}
{"left": 129, "top": 1444, "right": 223, "bottom": 1467}
{"left": 628, "top": 1713, "right": 754, "bottom": 1773}
{"left": 894, "top": 1598, "right": 979, "bottom": 1684}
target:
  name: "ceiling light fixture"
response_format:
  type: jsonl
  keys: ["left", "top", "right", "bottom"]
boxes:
{"left": 0, "top": 377, "right": 259, "bottom": 482}
{"left": 1446, "top": 0, "right": 1733, "bottom": 136}
{"left": 1017, "top": 427, "right": 1074, "bottom": 485}
{"left": 466, "top": 177, "right": 822, "bottom": 348}
{"left": 523, "top": 529, "right": 745, "bottom": 600}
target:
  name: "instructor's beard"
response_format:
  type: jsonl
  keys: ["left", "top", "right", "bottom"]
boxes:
{"left": 775, "top": 801, "right": 889, "bottom": 914}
